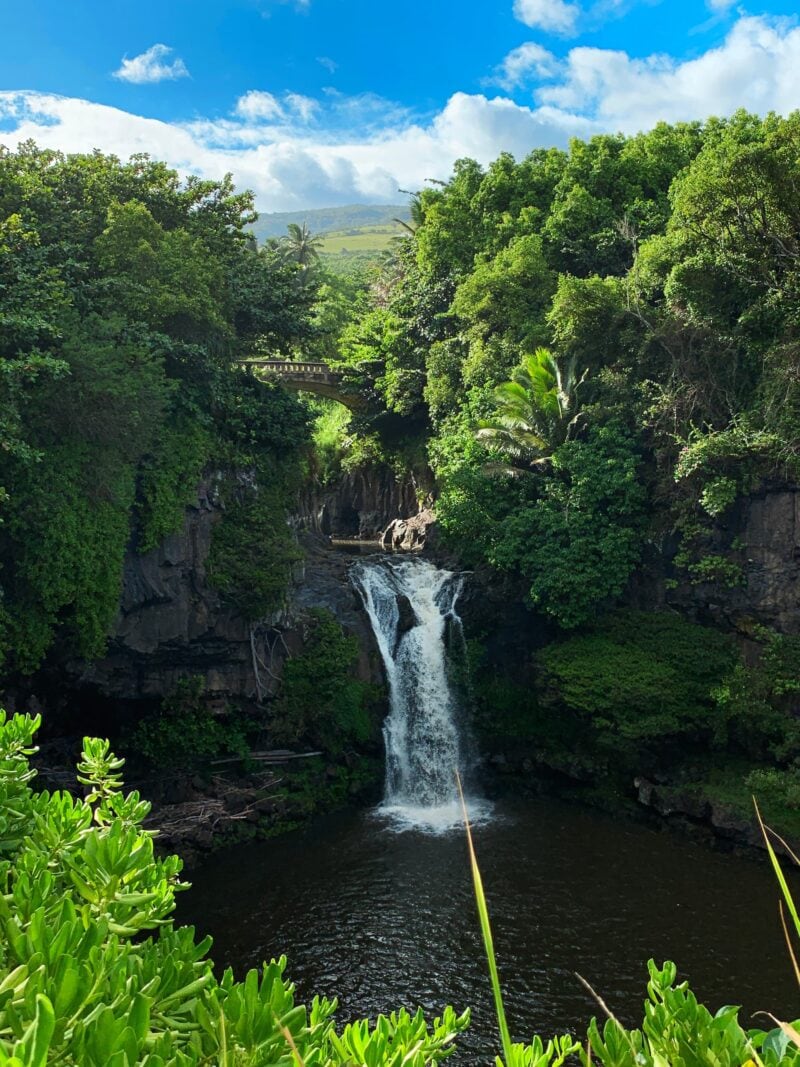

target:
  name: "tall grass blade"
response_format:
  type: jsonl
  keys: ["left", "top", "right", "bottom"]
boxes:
{"left": 753, "top": 798, "right": 800, "bottom": 940}
{"left": 278, "top": 1018, "right": 306, "bottom": 1067}
{"left": 756, "top": 1013, "right": 800, "bottom": 1050}
{"left": 456, "top": 773, "right": 514, "bottom": 1065}
{"left": 762, "top": 825, "right": 800, "bottom": 869}
{"left": 779, "top": 901, "right": 800, "bottom": 990}
{"left": 575, "top": 973, "right": 639, "bottom": 1058}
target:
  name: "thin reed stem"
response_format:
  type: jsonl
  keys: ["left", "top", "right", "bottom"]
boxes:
{"left": 456, "top": 773, "right": 514, "bottom": 1065}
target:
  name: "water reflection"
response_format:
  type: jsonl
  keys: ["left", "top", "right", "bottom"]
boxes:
{"left": 179, "top": 797, "right": 798, "bottom": 1062}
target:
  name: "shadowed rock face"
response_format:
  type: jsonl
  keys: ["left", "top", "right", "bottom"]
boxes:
{"left": 69, "top": 467, "right": 429, "bottom": 703}
{"left": 293, "top": 467, "right": 431, "bottom": 543}
{"left": 627, "top": 485, "right": 800, "bottom": 637}
{"left": 48, "top": 471, "right": 800, "bottom": 713}
{"left": 71, "top": 486, "right": 253, "bottom": 701}
{"left": 740, "top": 488, "right": 800, "bottom": 633}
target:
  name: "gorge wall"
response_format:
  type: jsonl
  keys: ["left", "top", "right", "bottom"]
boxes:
{"left": 630, "top": 484, "right": 800, "bottom": 638}
{"left": 66, "top": 466, "right": 434, "bottom": 706}
{"left": 64, "top": 477, "right": 800, "bottom": 710}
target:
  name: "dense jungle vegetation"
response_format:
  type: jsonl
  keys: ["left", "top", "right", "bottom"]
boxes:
{"left": 316, "top": 109, "right": 800, "bottom": 830}
{"left": 3, "top": 115, "right": 800, "bottom": 822}
{"left": 4, "top": 117, "right": 800, "bottom": 1065}
{"left": 0, "top": 142, "right": 316, "bottom": 677}
{"left": 327, "top": 110, "right": 800, "bottom": 616}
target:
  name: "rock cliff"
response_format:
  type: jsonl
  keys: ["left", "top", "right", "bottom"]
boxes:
{"left": 293, "top": 466, "right": 431, "bottom": 542}
{"left": 71, "top": 466, "right": 429, "bottom": 703}
{"left": 628, "top": 484, "right": 800, "bottom": 637}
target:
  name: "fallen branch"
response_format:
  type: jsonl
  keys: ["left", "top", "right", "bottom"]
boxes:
{"left": 209, "top": 750, "right": 322, "bottom": 767}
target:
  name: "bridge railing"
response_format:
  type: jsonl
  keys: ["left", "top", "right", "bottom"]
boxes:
{"left": 244, "top": 360, "right": 336, "bottom": 375}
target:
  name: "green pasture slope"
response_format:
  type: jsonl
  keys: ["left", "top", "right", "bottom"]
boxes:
{"left": 252, "top": 203, "right": 409, "bottom": 243}
{"left": 253, "top": 204, "right": 411, "bottom": 272}
{"left": 320, "top": 221, "right": 406, "bottom": 253}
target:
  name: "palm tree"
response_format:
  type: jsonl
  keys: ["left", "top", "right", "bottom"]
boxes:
{"left": 281, "top": 221, "right": 323, "bottom": 268}
{"left": 476, "top": 348, "right": 587, "bottom": 475}
{"left": 394, "top": 190, "right": 425, "bottom": 235}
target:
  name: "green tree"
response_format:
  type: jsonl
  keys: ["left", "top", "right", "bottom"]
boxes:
{"left": 476, "top": 348, "right": 587, "bottom": 474}
{"left": 491, "top": 422, "right": 646, "bottom": 627}
{"left": 0, "top": 144, "right": 314, "bottom": 674}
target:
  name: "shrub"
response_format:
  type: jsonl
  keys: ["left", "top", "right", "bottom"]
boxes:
{"left": 539, "top": 611, "right": 735, "bottom": 758}
{"left": 207, "top": 479, "right": 302, "bottom": 621}
{"left": 127, "top": 676, "right": 249, "bottom": 772}
{"left": 490, "top": 423, "right": 647, "bottom": 629}
{"left": 0, "top": 710, "right": 469, "bottom": 1065}
{"left": 272, "top": 609, "right": 379, "bottom": 754}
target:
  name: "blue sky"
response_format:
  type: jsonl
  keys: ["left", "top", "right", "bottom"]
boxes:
{"left": 2, "top": 0, "right": 800, "bottom": 210}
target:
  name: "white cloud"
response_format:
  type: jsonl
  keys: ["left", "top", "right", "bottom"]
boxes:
{"left": 536, "top": 15, "right": 800, "bottom": 131}
{"left": 4, "top": 16, "right": 800, "bottom": 212}
{"left": 317, "top": 56, "right": 337, "bottom": 73}
{"left": 513, "top": 0, "right": 582, "bottom": 36}
{"left": 284, "top": 92, "right": 319, "bottom": 122}
{"left": 233, "top": 90, "right": 318, "bottom": 125}
{"left": 493, "top": 43, "right": 561, "bottom": 89}
{"left": 707, "top": 0, "right": 736, "bottom": 9}
{"left": 113, "top": 44, "right": 189, "bottom": 84}
{"left": 235, "top": 90, "right": 284, "bottom": 121}
{"left": 0, "top": 89, "right": 593, "bottom": 211}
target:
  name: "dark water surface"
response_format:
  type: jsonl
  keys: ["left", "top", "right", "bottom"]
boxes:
{"left": 179, "top": 797, "right": 798, "bottom": 1061}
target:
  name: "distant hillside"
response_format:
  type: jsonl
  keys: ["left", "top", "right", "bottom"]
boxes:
{"left": 251, "top": 204, "right": 410, "bottom": 243}
{"left": 319, "top": 222, "right": 406, "bottom": 254}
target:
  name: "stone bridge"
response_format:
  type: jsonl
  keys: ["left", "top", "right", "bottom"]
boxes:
{"left": 243, "top": 360, "right": 365, "bottom": 409}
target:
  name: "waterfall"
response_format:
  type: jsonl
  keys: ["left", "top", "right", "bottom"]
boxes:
{"left": 352, "top": 556, "right": 487, "bottom": 831}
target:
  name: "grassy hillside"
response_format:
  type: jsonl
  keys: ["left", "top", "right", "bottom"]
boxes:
{"left": 320, "top": 222, "right": 406, "bottom": 254}
{"left": 252, "top": 204, "right": 409, "bottom": 243}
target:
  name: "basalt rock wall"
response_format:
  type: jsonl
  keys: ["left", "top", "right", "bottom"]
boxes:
{"left": 64, "top": 466, "right": 432, "bottom": 705}
{"left": 627, "top": 484, "right": 800, "bottom": 637}
{"left": 293, "top": 466, "right": 432, "bottom": 543}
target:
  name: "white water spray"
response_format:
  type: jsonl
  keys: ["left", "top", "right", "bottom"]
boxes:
{"left": 352, "top": 557, "right": 488, "bottom": 832}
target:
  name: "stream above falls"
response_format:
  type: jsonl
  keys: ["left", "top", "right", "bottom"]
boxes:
{"left": 180, "top": 797, "right": 798, "bottom": 1062}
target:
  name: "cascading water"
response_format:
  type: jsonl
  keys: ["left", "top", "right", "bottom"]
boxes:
{"left": 352, "top": 556, "right": 487, "bottom": 831}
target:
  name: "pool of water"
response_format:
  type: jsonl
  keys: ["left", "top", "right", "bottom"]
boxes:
{"left": 179, "top": 797, "right": 798, "bottom": 1062}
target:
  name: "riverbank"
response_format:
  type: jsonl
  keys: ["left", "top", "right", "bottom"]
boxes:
{"left": 33, "top": 735, "right": 382, "bottom": 867}
{"left": 481, "top": 746, "right": 800, "bottom": 858}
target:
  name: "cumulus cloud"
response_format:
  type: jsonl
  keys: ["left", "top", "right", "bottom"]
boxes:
{"left": 4, "top": 16, "right": 800, "bottom": 212}
{"left": 536, "top": 15, "right": 800, "bottom": 131}
{"left": 235, "top": 90, "right": 284, "bottom": 120}
{"left": 113, "top": 44, "right": 189, "bottom": 84}
{"left": 513, "top": 0, "right": 581, "bottom": 36}
{"left": 233, "top": 90, "right": 318, "bottom": 124}
{"left": 493, "top": 43, "right": 561, "bottom": 89}
{"left": 284, "top": 92, "right": 319, "bottom": 122}
{"left": 0, "top": 89, "right": 592, "bottom": 211}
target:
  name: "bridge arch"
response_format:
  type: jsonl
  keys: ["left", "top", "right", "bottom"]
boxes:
{"left": 242, "top": 360, "right": 367, "bottom": 411}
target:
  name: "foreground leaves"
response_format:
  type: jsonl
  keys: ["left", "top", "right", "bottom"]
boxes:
{"left": 0, "top": 711, "right": 468, "bottom": 1066}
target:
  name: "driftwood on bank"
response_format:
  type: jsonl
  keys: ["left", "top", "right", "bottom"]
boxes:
{"left": 209, "top": 749, "right": 322, "bottom": 766}
{"left": 143, "top": 770, "right": 286, "bottom": 850}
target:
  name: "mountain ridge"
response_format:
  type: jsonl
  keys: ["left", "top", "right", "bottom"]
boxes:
{"left": 251, "top": 203, "right": 410, "bottom": 242}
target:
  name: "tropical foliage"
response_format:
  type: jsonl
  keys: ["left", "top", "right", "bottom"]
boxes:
{"left": 476, "top": 348, "right": 587, "bottom": 474}
{"left": 327, "top": 112, "right": 800, "bottom": 630}
{"left": 0, "top": 144, "right": 314, "bottom": 676}
{"left": 0, "top": 710, "right": 469, "bottom": 1066}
